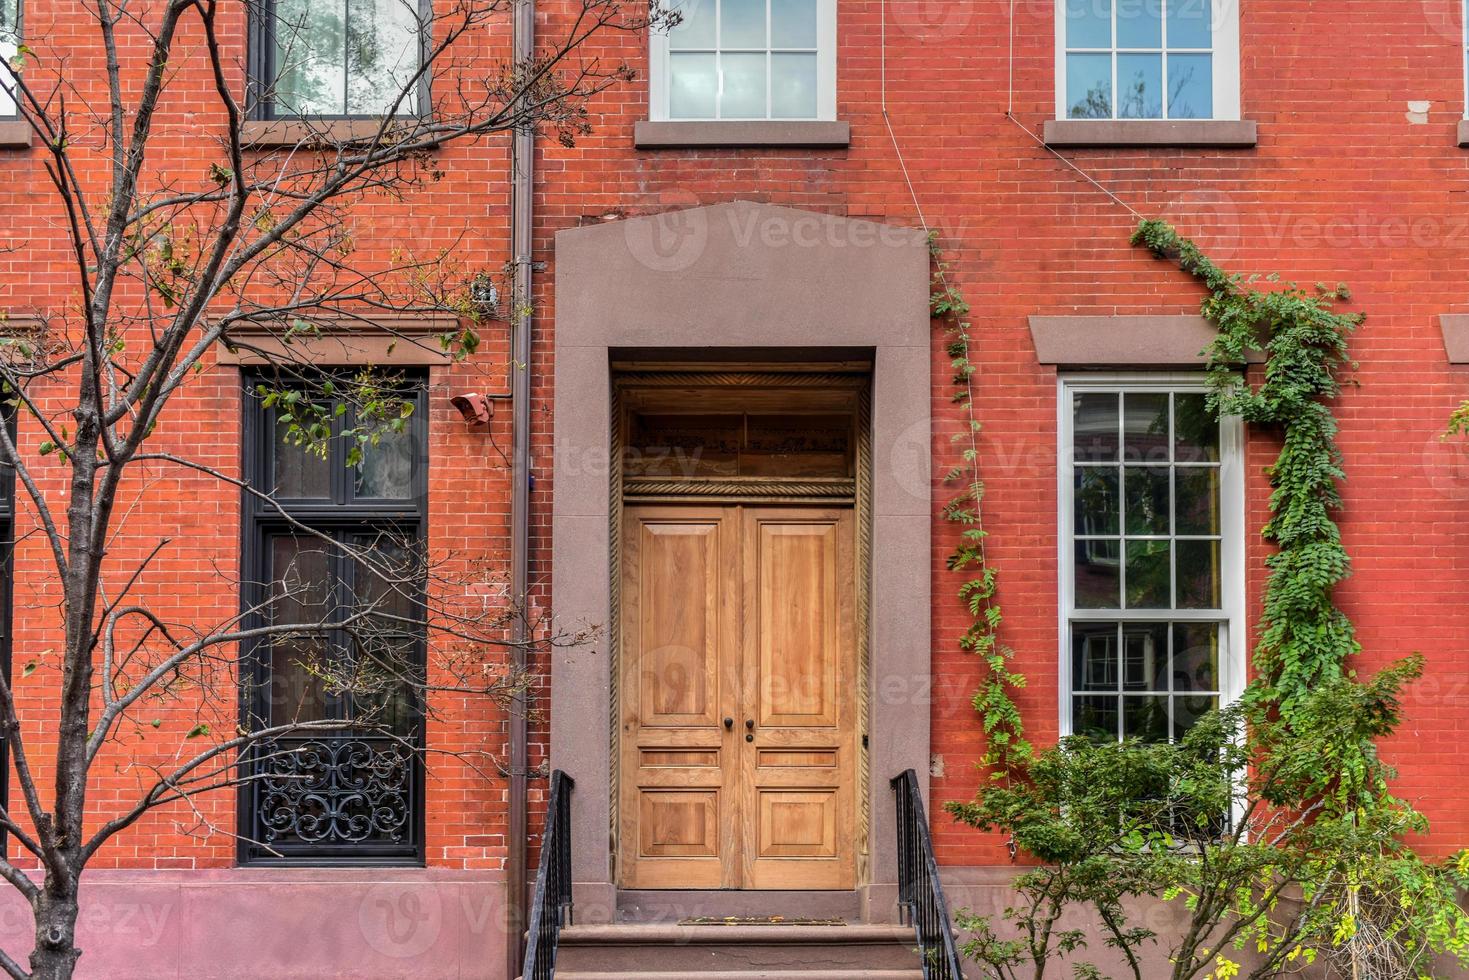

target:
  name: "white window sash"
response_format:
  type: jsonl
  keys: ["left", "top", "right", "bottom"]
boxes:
{"left": 1, "top": 36, "right": 16, "bottom": 118}
{"left": 1053, "top": 0, "right": 1241, "bottom": 121}
{"left": 1055, "top": 374, "right": 1247, "bottom": 743}
{"left": 650, "top": 0, "right": 837, "bottom": 122}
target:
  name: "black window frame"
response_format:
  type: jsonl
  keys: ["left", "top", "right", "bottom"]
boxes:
{"left": 246, "top": 0, "right": 433, "bottom": 121}
{"left": 237, "top": 372, "right": 430, "bottom": 867}
{"left": 0, "top": 405, "right": 14, "bottom": 836}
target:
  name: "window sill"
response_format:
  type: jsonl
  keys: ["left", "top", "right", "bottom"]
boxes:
{"left": 634, "top": 119, "right": 850, "bottom": 149}
{"left": 1042, "top": 119, "right": 1257, "bottom": 148}
{"left": 0, "top": 120, "right": 31, "bottom": 149}
{"left": 241, "top": 118, "right": 417, "bottom": 149}
{"left": 1458, "top": 119, "right": 1469, "bottom": 148}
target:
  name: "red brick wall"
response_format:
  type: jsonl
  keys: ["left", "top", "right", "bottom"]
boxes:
{"left": 4, "top": 0, "right": 1469, "bottom": 882}
{"left": 534, "top": 0, "right": 1469, "bottom": 869}
{"left": 0, "top": 0, "right": 526, "bottom": 874}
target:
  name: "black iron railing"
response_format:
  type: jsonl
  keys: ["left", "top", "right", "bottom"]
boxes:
{"left": 892, "top": 769, "right": 964, "bottom": 980}
{"left": 520, "top": 770, "right": 574, "bottom": 980}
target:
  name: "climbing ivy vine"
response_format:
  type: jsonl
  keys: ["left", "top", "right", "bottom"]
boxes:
{"left": 1130, "top": 219, "right": 1363, "bottom": 724}
{"left": 940, "top": 220, "right": 1469, "bottom": 977}
{"left": 928, "top": 236, "right": 1030, "bottom": 779}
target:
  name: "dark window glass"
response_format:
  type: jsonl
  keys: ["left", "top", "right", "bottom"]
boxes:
{"left": 1070, "top": 621, "right": 1223, "bottom": 746}
{"left": 242, "top": 375, "right": 426, "bottom": 864}
{"left": 1068, "top": 388, "right": 1229, "bottom": 746}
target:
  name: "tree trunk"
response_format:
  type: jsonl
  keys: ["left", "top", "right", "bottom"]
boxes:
{"left": 29, "top": 882, "right": 81, "bottom": 980}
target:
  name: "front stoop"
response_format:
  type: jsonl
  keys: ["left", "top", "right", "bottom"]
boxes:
{"left": 554, "top": 923, "right": 923, "bottom": 977}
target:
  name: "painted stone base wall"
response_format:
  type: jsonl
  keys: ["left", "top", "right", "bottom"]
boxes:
{"left": 0, "top": 870, "right": 506, "bottom": 980}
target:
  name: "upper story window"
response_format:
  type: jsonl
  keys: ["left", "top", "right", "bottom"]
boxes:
{"left": 1060, "top": 379, "right": 1244, "bottom": 744}
{"left": 651, "top": 0, "right": 836, "bottom": 121}
{"left": 1057, "top": 0, "right": 1240, "bottom": 121}
{"left": 252, "top": 0, "right": 427, "bottom": 119}
{"left": 1, "top": 0, "right": 20, "bottom": 117}
{"left": 0, "top": 409, "right": 14, "bottom": 826}
{"left": 240, "top": 374, "right": 428, "bottom": 864}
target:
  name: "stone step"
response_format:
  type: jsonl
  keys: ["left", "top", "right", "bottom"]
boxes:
{"left": 555, "top": 923, "right": 921, "bottom": 974}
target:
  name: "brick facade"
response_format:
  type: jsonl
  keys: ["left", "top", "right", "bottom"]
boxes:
{"left": 2, "top": 0, "right": 1469, "bottom": 975}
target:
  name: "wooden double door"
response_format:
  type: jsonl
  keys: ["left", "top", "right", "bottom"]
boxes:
{"left": 619, "top": 504, "right": 858, "bottom": 890}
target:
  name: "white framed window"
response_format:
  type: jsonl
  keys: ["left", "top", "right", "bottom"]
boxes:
{"left": 1058, "top": 377, "right": 1246, "bottom": 744}
{"left": 1, "top": 0, "right": 19, "bottom": 118}
{"left": 1055, "top": 0, "right": 1240, "bottom": 121}
{"left": 650, "top": 0, "right": 836, "bottom": 121}
{"left": 1463, "top": 0, "right": 1469, "bottom": 119}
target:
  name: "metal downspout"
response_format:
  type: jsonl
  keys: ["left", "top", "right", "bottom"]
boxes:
{"left": 507, "top": 0, "right": 534, "bottom": 973}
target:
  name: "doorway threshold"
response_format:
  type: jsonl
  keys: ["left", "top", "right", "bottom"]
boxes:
{"left": 616, "top": 889, "right": 862, "bottom": 925}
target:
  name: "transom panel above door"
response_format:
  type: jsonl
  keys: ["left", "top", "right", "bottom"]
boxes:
{"left": 619, "top": 504, "right": 857, "bottom": 890}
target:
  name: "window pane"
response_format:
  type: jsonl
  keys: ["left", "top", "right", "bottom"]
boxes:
{"left": 720, "top": 52, "right": 767, "bottom": 118}
{"left": 355, "top": 425, "right": 416, "bottom": 498}
{"left": 720, "top": 0, "right": 766, "bottom": 48}
{"left": 1174, "top": 695, "right": 1217, "bottom": 738}
{"left": 1173, "top": 393, "right": 1219, "bottom": 461}
{"left": 274, "top": 0, "right": 348, "bottom": 115}
{"left": 1171, "top": 623, "right": 1218, "bottom": 692}
{"left": 274, "top": 420, "right": 332, "bottom": 499}
{"left": 1116, "top": 52, "right": 1163, "bottom": 118}
{"left": 1176, "top": 539, "right": 1220, "bottom": 609}
{"left": 1066, "top": 53, "right": 1113, "bottom": 119}
{"left": 669, "top": 0, "right": 716, "bottom": 48}
{"left": 1122, "top": 622, "right": 1168, "bottom": 690}
{"left": 1125, "top": 539, "right": 1170, "bottom": 608}
{"left": 1072, "top": 622, "right": 1119, "bottom": 691}
{"left": 1075, "top": 539, "right": 1121, "bottom": 608}
{"left": 0, "top": 0, "right": 16, "bottom": 43}
{"left": 354, "top": 534, "right": 421, "bottom": 624}
{"left": 1073, "top": 392, "right": 1119, "bottom": 461}
{"left": 771, "top": 0, "right": 817, "bottom": 48}
{"left": 1165, "top": 0, "right": 1212, "bottom": 48}
{"left": 1123, "top": 695, "right": 1169, "bottom": 742}
{"left": 268, "top": 537, "right": 336, "bottom": 724}
{"left": 1073, "top": 695, "right": 1120, "bottom": 742}
{"left": 1065, "top": 0, "right": 1111, "bottom": 48}
{"left": 346, "top": 0, "right": 421, "bottom": 116}
{"left": 1116, "top": 0, "right": 1162, "bottom": 48}
{"left": 351, "top": 536, "right": 420, "bottom": 734}
{"left": 1167, "top": 53, "right": 1212, "bottom": 119}
{"left": 1175, "top": 467, "right": 1220, "bottom": 534}
{"left": 670, "top": 52, "right": 718, "bottom": 117}
{"left": 1074, "top": 467, "right": 1120, "bottom": 536}
{"left": 1122, "top": 392, "right": 1169, "bottom": 462}
{"left": 770, "top": 53, "right": 817, "bottom": 118}
{"left": 1123, "top": 466, "right": 1170, "bottom": 535}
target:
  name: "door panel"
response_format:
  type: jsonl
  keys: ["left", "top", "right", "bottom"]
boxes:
{"left": 620, "top": 508, "right": 741, "bottom": 888}
{"left": 741, "top": 509, "right": 855, "bottom": 889}
{"left": 619, "top": 505, "right": 856, "bottom": 890}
